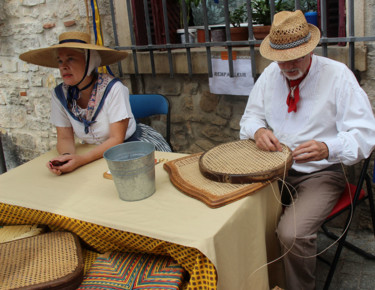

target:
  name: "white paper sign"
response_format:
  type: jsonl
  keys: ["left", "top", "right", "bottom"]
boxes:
{"left": 209, "top": 58, "right": 254, "bottom": 96}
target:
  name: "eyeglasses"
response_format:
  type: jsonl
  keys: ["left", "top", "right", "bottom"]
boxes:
{"left": 277, "top": 55, "right": 308, "bottom": 65}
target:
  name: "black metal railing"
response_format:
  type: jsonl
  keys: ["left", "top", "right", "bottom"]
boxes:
{"left": 109, "top": 0, "right": 375, "bottom": 78}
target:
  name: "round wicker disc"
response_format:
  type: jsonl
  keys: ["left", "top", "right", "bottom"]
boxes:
{"left": 199, "top": 139, "right": 293, "bottom": 183}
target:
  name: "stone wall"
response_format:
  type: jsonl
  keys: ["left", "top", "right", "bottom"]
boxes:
{"left": 0, "top": 0, "right": 116, "bottom": 168}
{"left": 130, "top": 74, "right": 248, "bottom": 153}
{"left": 1, "top": 0, "right": 375, "bottom": 171}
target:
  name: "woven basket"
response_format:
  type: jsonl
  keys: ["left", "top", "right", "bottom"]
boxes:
{"left": 0, "top": 231, "right": 84, "bottom": 290}
{"left": 199, "top": 139, "right": 293, "bottom": 183}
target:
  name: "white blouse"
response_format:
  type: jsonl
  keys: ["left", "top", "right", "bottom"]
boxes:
{"left": 50, "top": 81, "right": 137, "bottom": 145}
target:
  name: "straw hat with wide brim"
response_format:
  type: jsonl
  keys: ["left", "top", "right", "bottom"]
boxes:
{"left": 19, "top": 31, "right": 128, "bottom": 68}
{"left": 260, "top": 10, "right": 321, "bottom": 62}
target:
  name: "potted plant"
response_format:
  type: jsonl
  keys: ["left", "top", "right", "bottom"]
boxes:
{"left": 251, "top": 0, "right": 291, "bottom": 40}
{"left": 174, "top": 0, "right": 202, "bottom": 43}
{"left": 177, "top": 0, "right": 202, "bottom": 27}
{"left": 229, "top": 3, "right": 248, "bottom": 42}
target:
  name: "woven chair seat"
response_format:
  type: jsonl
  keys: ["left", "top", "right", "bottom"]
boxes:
{"left": 0, "top": 231, "right": 84, "bottom": 290}
{"left": 199, "top": 139, "right": 293, "bottom": 183}
{"left": 0, "top": 225, "right": 45, "bottom": 243}
{"left": 163, "top": 153, "right": 269, "bottom": 208}
{"left": 77, "top": 251, "right": 187, "bottom": 290}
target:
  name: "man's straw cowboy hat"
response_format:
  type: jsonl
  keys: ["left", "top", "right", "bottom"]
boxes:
{"left": 19, "top": 31, "right": 128, "bottom": 68}
{"left": 260, "top": 10, "right": 321, "bottom": 62}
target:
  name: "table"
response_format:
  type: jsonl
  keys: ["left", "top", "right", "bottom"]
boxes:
{"left": 0, "top": 145, "right": 285, "bottom": 290}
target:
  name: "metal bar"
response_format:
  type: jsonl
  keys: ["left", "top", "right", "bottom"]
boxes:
{"left": 319, "top": 36, "right": 375, "bottom": 43}
{"left": 201, "top": 0, "right": 213, "bottom": 77}
{"left": 294, "top": 0, "right": 301, "bottom": 11}
{"left": 109, "top": 0, "right": 123, "bottom": 76}
{"left": 320, "top": 0, "right": 328, "bottom": 57}
{"left": 113, "top": 0, "right": 375, "bottom": 77}
{"left": 125, "top": 0, "right": 139, "bottom": 75}
{"left": 180, "top": 0, "right": 193, "bottom": 77}
{"left": 161, "top": 0, "right": 174, "bottom": 78}
{"left": 348, "top": 0, "right": 355, "bottom": 71}
{"left": 246, "top": 0, "right": 257, "bottom": 80}
{"left": 114, "top": 35, "right": 375, "bottom": 51}
{"left": 269, "top": 0, "right": 275, "bottom": 24}
{"left": 143, "top": 0, "right": 156, "bottom": 76}
{"left": 224, "top": 0, "right": 234, "bottom": 77}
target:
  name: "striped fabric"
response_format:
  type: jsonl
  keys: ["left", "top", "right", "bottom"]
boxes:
{"left": 77, "top": 252, "right": 187, "bottom": 290}
{"left": 127, "top": 123, "right": 172, "bottom": 152}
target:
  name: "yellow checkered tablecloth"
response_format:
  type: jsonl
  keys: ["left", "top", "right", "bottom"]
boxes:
{"left": 0, "top": 203, "right": 217, "bottom": 290}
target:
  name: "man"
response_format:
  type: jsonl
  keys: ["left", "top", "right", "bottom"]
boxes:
{"left": 240, "top": 10, "right": 375, "bottom": 290}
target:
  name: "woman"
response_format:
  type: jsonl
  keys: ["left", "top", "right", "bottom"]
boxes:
{"left": 20, "top": 31, "right": 171, "bottom": 175}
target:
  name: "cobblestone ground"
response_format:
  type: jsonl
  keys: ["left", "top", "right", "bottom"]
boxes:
{"left": 316, "top": 228, "right": 375, "bottom": 290}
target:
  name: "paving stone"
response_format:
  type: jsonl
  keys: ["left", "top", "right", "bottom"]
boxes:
{"left": 316, "top": 229, "right": 375, "bottom": 290}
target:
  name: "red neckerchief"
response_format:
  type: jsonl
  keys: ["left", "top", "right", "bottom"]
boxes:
{"left": 286, "top": 58, "right": 312, "bottom": 113}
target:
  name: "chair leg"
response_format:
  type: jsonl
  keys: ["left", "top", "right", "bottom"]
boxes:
{"left": 322, "top": 222, "right": 375, "bottom": 259}
{"left": 365, "top": 174, "right": 375, "bottom": 237}
{"left": 323, "top": 232, "right": 348, "bottom": 290}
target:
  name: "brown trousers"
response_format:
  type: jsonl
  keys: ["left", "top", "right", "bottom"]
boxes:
{"left": 277, "top": 166, "right": 345, "bottom": 290}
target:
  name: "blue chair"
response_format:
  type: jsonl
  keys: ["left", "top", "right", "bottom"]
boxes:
{"left": 129, "top": 94, "right": 173, "bottom": 151}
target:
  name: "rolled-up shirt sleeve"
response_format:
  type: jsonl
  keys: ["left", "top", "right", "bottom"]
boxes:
{"left": 325, "top": 73, "right": 375, "bottom": 165}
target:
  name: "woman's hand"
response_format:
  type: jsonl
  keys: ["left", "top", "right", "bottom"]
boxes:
{"left": 254, "top": 128, "right": 283, "bottom": 152}
{"left": 292, "top": 140, "right": 329, "bottom": 163}
{"left": 47, "top": 153, "right": 85, "bottom": 175}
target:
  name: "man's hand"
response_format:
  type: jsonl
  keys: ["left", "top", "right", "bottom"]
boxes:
{"left": 254, "top": 128, "right": 283, "bottom": 152}
{"left": 292, "top": 140, "right": 329, "bottom": 163}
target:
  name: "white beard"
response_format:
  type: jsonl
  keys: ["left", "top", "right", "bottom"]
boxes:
{"left": 281, "top": 69, "right": 304, "bottom": 80}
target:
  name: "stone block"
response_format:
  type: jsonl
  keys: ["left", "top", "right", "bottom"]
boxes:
{"left": 43, "top": 22, "right": 56, "bottom": 29}
{"left": 144, "top": 76, "right": 182, "bottom": 96}
{"left": 217, "top": 100, "right": 232, "bottom": 119}
{"left": 45, "top": 74, "right": 57, "bottom": 89}
{"left": 22, "top": 0, "right": 46, "bottom": 7}
{"left": 194, "top": 139, "right": 215, "bottom": 151}
{"left": 0, "top": 106, "right": 27, "bottom": 128}
{"left": 64, "top": 20, "right": 76, "bottom": 27}
{"left": 33, "top": 98, "right": 50, "bottom": 119}
{"left": 12, "top": 132, "right": 37, "bottom": 149}
{"left": 0, "top": 74, "right": 28, "bottom": 89}
{"left": 229, "top": 114, "right": 242, "bottom": 131}
{"left": 182, "top": 81, "right": 199, "bottom": 95}
{"left": 200, "top": 91, "right": 219, "bottom": 113}
{"left": 209, "top": 115, "right": 227, "bottom": 126}
{"left": 182, "top": 96, "right": 194, "bottom": 112}
{"left": 20, "top": 61, "right": 40, "bottom": 73}
{"left": 202, "top": 125, "right": 234, "bottom": 143}
{"left": 0, "top": 58, "right": 18, "bottom": 73}
{"left": 170, "top": 114, "right": 185, "bottom": 123}
{"left": 31, "top": 76, "right": 43, "bottom": 87}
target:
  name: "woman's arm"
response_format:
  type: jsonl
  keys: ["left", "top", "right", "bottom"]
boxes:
{"left": 49, "top": 119, "right": 129, "bottom": 175}
{"left": 77, "top": 118, "right": 129, "bottom": 167}
{"left": 56, "top": 126, "right": 76, "bottom": 154}
{"left": 47, "top": 126, "right": 75, "bottom": 175}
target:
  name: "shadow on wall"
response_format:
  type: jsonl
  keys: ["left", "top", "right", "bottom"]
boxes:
{"left": 0, "top": 132, "right": 24, "bottom": 172}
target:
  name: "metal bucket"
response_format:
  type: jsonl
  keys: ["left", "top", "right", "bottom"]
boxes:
{"left": 103, "top": 141, "right": 155, "bottom": 201}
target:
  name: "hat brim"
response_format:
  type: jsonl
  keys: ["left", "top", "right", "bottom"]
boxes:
{"left": 259, "top": 24, "right": 321, "bottom": 62}
{"left": 19, "top": 43, "right": 128, "bottom": 68}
